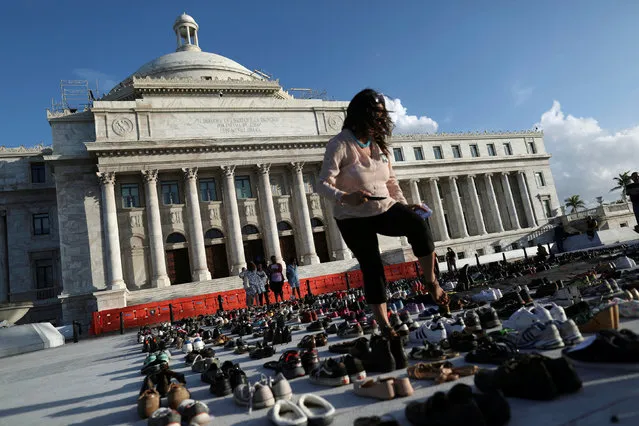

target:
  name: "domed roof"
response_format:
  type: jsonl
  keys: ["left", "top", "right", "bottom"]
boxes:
{"left": 132, "top": 50, "right": 258, "bottom": 81}
{"left": 174, "top": 13, "right": 197, "bottom": 27}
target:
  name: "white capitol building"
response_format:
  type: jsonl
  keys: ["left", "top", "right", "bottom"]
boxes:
{"left": 0, "top": 14, "right": 566, "bottom": 327}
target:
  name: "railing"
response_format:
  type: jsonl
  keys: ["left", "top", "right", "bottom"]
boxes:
{"left": 605, "top": 203, "right": 631, "bottom": 214}
{"left": 90, "top": 261, "right": 421, "bottom": 335}
{"left": 565, "top": 207, "right": 600, "bottom": 222}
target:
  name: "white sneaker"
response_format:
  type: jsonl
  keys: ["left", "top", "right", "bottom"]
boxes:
{"left": 494, "top": 289, "right": 504, "bottom": 299}
{"left": 472, "top": 289, "right": 499, "bottom": 302}
{"left": 409, "top": 324, "right": 430, "bottom": 343}
{"left": 515, "top": 322, "right": 564, "bottom": 350}
{"left": 193, "top": 337, "right": 205, "bottom": 351}
{"left": 529, "top": 304, "right": 553, "bottom": 323}
{"left": 548, "top": 303, "right": 568, "bottom": 322}
{"left": 442, "top": 317, "right": 465, "bottom": 335}
{"left": 502, "top": 307, "right": 538, "bottom": 331}
{"left": 552, "top": 319, "right": 584, "bottom": 345}
{"left": 424, "top": 321, "right": 447, "bottom": 344}
{"left": 183, "top": 339, "right": 194, "bottom": 354}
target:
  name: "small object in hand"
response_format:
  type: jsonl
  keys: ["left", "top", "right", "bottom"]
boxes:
{"left": 367, "top": 196, "right": 387, "bottom": 201}
{"left": 413, "top": 203, "right": 432, "bottom": 219}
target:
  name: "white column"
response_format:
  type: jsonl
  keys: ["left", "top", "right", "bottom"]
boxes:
{"left": 449, "top": 176, "right": 469, "bottom": 238}
{"left": 221, "top": 166, "right": 246, "bottom": 274}
{"left": 141, "top": 170, "right": 171, "bottom": 288}
{"left": 428, "top": 178, "right": 450, "bottom": 241}
{"left": 517, "top": 172, "right": 537, "bottom": 228}
{"left": 484, "top": 173, "right": 504, "bottom": 233}
{"left": 256, "top": 164, "right": 283, "bottom": 262}
{"left": 186, "top": 26, "right": 191, "bottom": 45}
{"left": 290, "top": 163, "right": 320, "bottom": 265}
{"left": 322, "top": 198, "right": 352, "bottom": 261}
{"left": 409, "top": 179, "right": 422, "bottom": 204}
{"left": 96, "top": 172, "right": 126, "bottom": 290}
{"left": 182, "top": 168, "right": 211, "bottom": 281}
{"left": 467, "top": 175, "right": 487, "bottom": 235}
{"left": 0, "top": 211, "right": 8, "bottom": 302}
{"left": 501, "top": 172, "right": 521, "bottom": 230}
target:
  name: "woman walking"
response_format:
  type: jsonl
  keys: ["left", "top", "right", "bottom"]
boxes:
{"left": 286, "top": 257, "right": 302, "bottom": 299}
{"left": 317, "top": 88, "right": 449, "bottom": 337}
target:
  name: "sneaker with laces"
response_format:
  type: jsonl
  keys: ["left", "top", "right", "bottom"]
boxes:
{"left": 477, "top": 307, "right": 501, "bottom": 329}
{"left": 424, "top": 321, "right": 447, "bottom": 345}
{"left": 270, "top": 373, "right": 293, "bottom": 401}
{"left": 338, "top": 322, "right": 364, "bottom": 338}
{"left": 547, "top": 303, "right": 568, "bottom": 322}
{"left": 465, "top": 337, "right": 519, "bottom": 365}
{"left": 301, "top": 349, "right": 320, "bottom": 375}
{"left": 309, "top": 358, "right": 350, "bottom": 386}
{"left": 342, "top": 354, "right": 367, "bottom": 382}
{"left": 530, "top": 305, "right": 553, "bottom": 323}
{"left": 442, "top": 317, "right": 465, "bottom": 335}
{"left": 552, "top": 319, "right": 584, "bottom": 345}
{"left": 463, "top": 310, "right": 482, "bottom": 332}
{"left": 502, "top": 307, "right": 538, "bottom": 332}
{"left": 512, "top": 322, "right": 565, "bottom": 350}
{"left": 178, "top": 400, "right": 210, "bottom": 425}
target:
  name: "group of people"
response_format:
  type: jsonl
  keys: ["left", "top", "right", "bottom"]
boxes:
{"left": 239, "top": 256, "right": 302, "bottom": 307}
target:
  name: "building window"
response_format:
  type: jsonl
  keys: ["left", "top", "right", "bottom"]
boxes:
{"left": 235, "top": 176, "right": 253, "bottom": 199}
{"left": 393, "top": 148, "right": 404, "bottom": 162}
{"left": 161, "top": 181, "right": 180, "bottom": 205}
{"left": 33, "top": 213, "right": 50, "bottom": 236}
{"left": 621, "top": 222, "right": 629, "bottom": 228}
{"left": 205, "top": 228, "right": 224, "bottom": 239}
{"left": 543, "top": 199, "right": 553, "bottom": 218}
{"left": 476, "top": 248, "right": 485, "bottom": 256}
{"left": 413, "top": 147, "right": 424, "bottom": 161}
{"left": 457, "top": 251, "right": 465, "bottom": 259}
{"left": 121, "top": 183, "right": 140, "bottom": 208}
{"left": 470, "top": 144, "right": 479, "bottom": 158}
{"left": 487, "top": 143, "right": 497, "bottom": 156}
{"left": 433, "top": 146, "right": 443, "bottom": 159}
{"left": 303, "top": 173, "right": 316, "bottom": 194}
{"left": 437, "top": 255, "right": 446, "bottom": 263}
{"left": 31, "top": 163, "right": 46, "bottom": 183}
{"left": 199, "top": 178, "right": 217, "bottom": 201}
{"left": 494, "top": 245, "right": 502, "bottom": 253}
{"left": 242, "top": 225, "right": 260, "bottom": 235}
{"left": 35, "top": 258, "right": 55, "bottom": 300}
{"left": 277, "top": 221, "right": 293, "bottom": 232}
{"left": 511, "top": 243, "right": 520, "bottom": 250}
{"left": 503, "top": 142, "right": 513, "bottom": 155}
{"left": 527, "top": 141, "right": 537, "bottom": 154}
{"left": 534, "top": 172, "right": 546, "bottom": 187}
{"left": 166, "top": 232, "right": 186, "bottom": 243}
{"left": 270, "top": 175, "right": 286, "bottom": 196}
{"left": 452, "top": 145, "right": 462, "bottom": 158}
{"left": 311, "top": 218, "right": 324, "bottom": 228}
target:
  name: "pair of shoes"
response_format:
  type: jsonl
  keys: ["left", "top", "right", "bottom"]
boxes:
{"left": 250, "top": 342, "right": 276, "bottom": 359}
{"left": 475, "top": 353, "right": 582, "bottom": 400}
{"left": 263, "top": 350, "right": 306, "bottom": 380}
{"left": 234, "top": 380, "right": 275, "bottom": 411}
{"left": 298, "top": 335, "right": 317, "bottom": 350}
{"left": 465, "top": 336, "right": 519, "bottom": 364}
{"left": 177, "top": 400, "right": 211, "bottom": 425}
{"left": 354, "top": 414, "right": 400, "bottom": 426}
{"left": 268, "top": 394, "right": 335, "bottom": 426}
{"left": 407, "top": 361, "right": 478, "bottom": 383}
{"left": 409, "top": 320, "right": 447, "bottom": 345}
{"left": 405, "top": 383, "right": 511, "bottom": 426}
{"left": 562, "top": 329, "right": 639, "bottom": 369}
{"left": 448, "top": 330, "right": 478, "bottom": 352}
{"left": 353, "top": 376, "right": 413, "bottom": 400}
{"left": 409, "top": 343, "right": 458, "bottom": 362}
{"left": 309, "top": 358, "right": 350, "bottom": 386}
{"left": 363, "top": 335, "right": 406, "bottom": 373}
{"left": 337, "top": 322, "right": 364, "bottom": 338}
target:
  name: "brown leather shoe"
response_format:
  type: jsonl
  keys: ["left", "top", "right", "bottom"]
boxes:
{"left": 315, "top": 332, "right": 328, "bottom": 347}
{"left": 167, "top": 383, "right": 190, "bottom": 410}
{"left": 137, "top": 388, "right": 160, "bottom": 419}
{"left": 391, "top": 377, "right": 414, "bottom": 397}
{"left": 353, "top": 378, "right": 395, "bottom": 400}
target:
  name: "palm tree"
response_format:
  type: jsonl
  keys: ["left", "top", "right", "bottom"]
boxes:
{"left": 611, "top": 171, "right": 632, "bottom": 201}
{"left": 564, "top": 195, "right": 586, "bottom": 214}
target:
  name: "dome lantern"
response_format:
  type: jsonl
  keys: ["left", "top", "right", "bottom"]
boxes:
{"left": 173, "top": 13, "right": 201, "bottom": 52}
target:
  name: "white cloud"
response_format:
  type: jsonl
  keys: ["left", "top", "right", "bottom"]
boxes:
{"left": 512, "top": 82, "right": 534, "bottom": 106}
{"left": 536, "top": 100, "right": 639, "bottom": 205}
{"left": 384, "top": 97, "right": 438, "bottom": 134}
{"left": 73, "top": 68, "right": 117, "bottom": 94}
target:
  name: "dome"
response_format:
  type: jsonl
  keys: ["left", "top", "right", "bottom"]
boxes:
{"left": 174, "top": 13, "right": 197, "bottom": 27}
{"left": 131, "top": 50, "right": 258, "bottom": 81}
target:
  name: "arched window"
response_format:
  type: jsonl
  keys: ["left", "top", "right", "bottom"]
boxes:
{"left": 205, "top": 228, "right": 224, "bottom": 239}
{"left": 277, "top": 221, "right": 293, "bottom": 232}
{"left": 241, "top": 225, "right": 260, "bottom": 235}
{"left": 166, "top": 232, "right": 186, "bottom": 243}
{"left": 310, "top": 218, "right": 324, "bottom": 228}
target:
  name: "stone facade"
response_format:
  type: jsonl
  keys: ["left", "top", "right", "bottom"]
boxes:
{"left": 0, "top": 14, "right": 583, "bottom": 327}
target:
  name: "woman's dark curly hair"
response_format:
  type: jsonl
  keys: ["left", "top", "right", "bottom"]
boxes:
{"left": 342, "top": 88, "right": 394, "bottom": 154}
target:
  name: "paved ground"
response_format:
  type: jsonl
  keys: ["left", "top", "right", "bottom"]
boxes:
{"left": 2, "top": 260, "right": 639, "bottom": 426}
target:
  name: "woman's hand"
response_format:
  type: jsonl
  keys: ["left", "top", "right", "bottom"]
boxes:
{"left": 341, "top": 191, "right": 373, "bottom": 206}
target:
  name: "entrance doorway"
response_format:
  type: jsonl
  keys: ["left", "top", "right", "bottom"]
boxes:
{"left": 166, "top": 248, "right": 191, "bottom": 284}
{"left": 279, "top": 235, "right": 298, "bottom": 263}
{"left": 313, "top": 231, "right": 330, "bottom": 263}
{"left": 243, "top": 239, "right": 266, "bottom": 268}
{"left": 205, "top": 244, "right": 229, "bottom": 278}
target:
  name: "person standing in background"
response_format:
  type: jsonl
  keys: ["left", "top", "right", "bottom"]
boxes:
{"left": 446, "top": 247, "right": 457, "bottom": 272}
{"left": 239, "top": 267, "right": 254, "bottom": 307}
{"left": 286, "top": 257, "right": 302, "bottom": 299}
{"left": 268, "top": 255, "right": 285, "bottom": 303}
{"left": 256, "top": 263, "right": 268, "bottom": 306}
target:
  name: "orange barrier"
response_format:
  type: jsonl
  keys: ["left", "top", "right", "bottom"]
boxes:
{"left": 91, "top": 260, "right": 421, "bottom": 335}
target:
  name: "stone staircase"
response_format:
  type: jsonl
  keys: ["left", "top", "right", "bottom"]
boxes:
{"left": 125, "top": 258, "right": 361, "bottom": 306}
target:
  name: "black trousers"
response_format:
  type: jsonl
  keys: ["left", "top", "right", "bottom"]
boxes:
{"left": 336, "top": 203, "right": 435, "bottom": 304}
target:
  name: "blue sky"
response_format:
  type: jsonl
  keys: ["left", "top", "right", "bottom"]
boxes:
{"left": 1, "top": 1, "right": 638, "bottom": 203}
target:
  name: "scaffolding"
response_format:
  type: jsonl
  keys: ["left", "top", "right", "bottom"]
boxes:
{"left": 49, "top": 80, "right": 94, "bottom": 114}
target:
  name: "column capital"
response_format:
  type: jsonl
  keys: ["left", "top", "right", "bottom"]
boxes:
{"left": 141, "top": 169, "right": 159, "bottom": 183}
{"left": 484, "top": 173, "right": 493, "bottom": 178}
{"left": 181, "top": 167, "right": 198, "bottom": 181}
{"left": 500, "top": 171, "right": 511, "bottom": 177}
{"left": 428, "top": 177, "right": 439, "bottom": 183}
{"left": 517, "top": 170, "right": 527, "bottom": 176}
{"left": 466, "top": 174, "right": 476, "bottom": 179}
{"left": 256, "top": 163, "right": 271, "bottom": 175}
{"left": 221, "top": 165, "right": 236, "bottom": 177}
{"left": 409, "top": 178, "right": 420, "bottom": 184}
{"left": 96, "top": 171, "right": 116, "bottom": 186}
{"left": 290, "top": 162, "right": 305, "bottom": 174}
{"left": 448, "top": 175, "right": 458, "bottom": 182}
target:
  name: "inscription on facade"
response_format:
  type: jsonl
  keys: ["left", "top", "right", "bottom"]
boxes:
{"left": 191, "top": 116, "right": 281, "bottom": 135}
